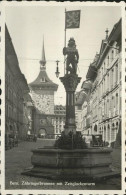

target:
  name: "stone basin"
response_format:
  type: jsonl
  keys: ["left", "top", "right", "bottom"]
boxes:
{"left": 22, "top": 147, "right": 119, "bottom": 180}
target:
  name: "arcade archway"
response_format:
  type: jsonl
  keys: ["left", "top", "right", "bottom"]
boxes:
{"left": 94, "top": 124, "right": 97, "bottom": 133}
{"left": 38, "top": 128, "right": 46, "bottom": 138}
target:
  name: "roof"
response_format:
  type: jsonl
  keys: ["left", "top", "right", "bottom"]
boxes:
{"left": 40, "top": 39, "right": 46, "bottom": 70}
{"left": 29, "top": 70, "right": 58, "bottom": 90}
{"left": 107, "top": 18, "right": 121, "bottom": 44}
{"left": 97, "top": 18, "right": 121, "bottom": 69}
{"left": 99, "top": 39, "right": 107, "bottom": 56}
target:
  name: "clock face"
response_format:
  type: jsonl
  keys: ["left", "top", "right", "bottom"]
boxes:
{"left": 31, "top": 92, "right": 52, "bottom": 114}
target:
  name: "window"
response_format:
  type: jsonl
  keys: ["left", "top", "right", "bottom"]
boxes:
{"left": 116, "top": 122, "right": 119, "bottom": 134}
{"left": 104, "top": 126, "right": 106, "bottom": 141}
{"left": 111, "top": 123, "right": 116, "bottom": 142}
{"left": 105, "top": 100, "right": 107, "bottom": 117}
{"left": 104, "top": 101, "right": 106, "bottom": 116}
{"left": 104, "top": 78, "right": 105, "bottom": 93}
{"left": 116, "top": 93, "right": 118, "bottom": 113}
{"left": 104, "top": 62, "right": 106, "bottom": 72}
{"left": 99, "top": 127, "right": 101, "bottom": 134}
{"left": 111, "top": 96, "right": 114, "bottom": 111}
{"left": 115, "top": 43, "right": 119, "bottom": 55}
{"left": 111, "top": 69, "right": 114, "bottom": 88}
{"left": 99, "top": 70, "right": 101, "bottom": 80}
{"left": 107, "top": 99, "right": 109, "bottom": 117}
{"left": 101, "top": 83, "right": 102, "bottom": 95}
{"left": 107, "top": 125, "right": 110, "bottom": 141}
{"left": 40, "top": 119, "right": 43, "bottom": 124}
{"left": 40, "top": 78, "right": 46, "bottom": 82}
{"left": 107, "top": 73, "right": 109, "bottom": 91}
{"left": 116, "top": 93, "right": 118, "bottom": 104}
{"left": 102, "top": 67, "right": 103, "bottom": 77}
{"left": 111, "top": 50, "right": 114, "bottom": 61}
{"left": 107, "top": 56, "right": 109, "bottom": 67}
{"left": 116, "top": 64, "right": 118, "bottom": 83}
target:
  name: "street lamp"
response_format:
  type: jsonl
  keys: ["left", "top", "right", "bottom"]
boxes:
{"left": 55, "top": 60, "right": 60, "bottom": 78}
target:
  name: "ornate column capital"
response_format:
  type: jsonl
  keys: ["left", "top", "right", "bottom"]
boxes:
{"left": 60, "top": 74, "right": 81, "bottom": 92}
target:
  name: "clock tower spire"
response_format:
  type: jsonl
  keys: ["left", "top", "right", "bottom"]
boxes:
{"left": 40, "top": 37, "right": 46, "bottom": 71}
{"left": 29, "top": 37, "right": 58, "bottom": 114}
{"left": 29, "top": 38, "right": 58, "bottom": 138}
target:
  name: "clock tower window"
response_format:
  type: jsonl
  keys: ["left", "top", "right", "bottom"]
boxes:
{"left": 40, "top": 78, "right": 46, "bottom": 82}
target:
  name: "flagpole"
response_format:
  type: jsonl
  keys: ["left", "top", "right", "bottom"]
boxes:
{"left": 64, "top": 8, "right": 66, "bottom": 47}
{"left": 64, "top": 8, "right": 66, "bottom": 75}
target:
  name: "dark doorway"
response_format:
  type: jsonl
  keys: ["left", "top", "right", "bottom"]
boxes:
{"left": 38, "top": 128, "right": 46, "bottom": 138}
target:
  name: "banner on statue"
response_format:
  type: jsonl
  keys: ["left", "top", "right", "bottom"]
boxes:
{"left": 65, "top": 10, "right": 81, "bottom": 29}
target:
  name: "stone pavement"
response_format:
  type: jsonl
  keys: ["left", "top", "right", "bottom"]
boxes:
{"left": 5, "top": 139, "right": 121, "bottom": 190}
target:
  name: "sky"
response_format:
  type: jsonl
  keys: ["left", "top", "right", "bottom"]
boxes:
{"left": 5, "top": 4, "right": 121, "bottom": 105}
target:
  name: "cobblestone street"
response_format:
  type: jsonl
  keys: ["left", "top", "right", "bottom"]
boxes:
{"left": 5, "top": 139, "right": 121, "bottom": 190}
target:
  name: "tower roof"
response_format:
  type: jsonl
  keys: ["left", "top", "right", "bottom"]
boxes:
{"left": 40, "top": 38, "right": 46, "bottom": 70}
{"left": 29, "top": 70, "right": 58, "bottom": 90}
{"left": 29, "top": 38, "right": 58, "bottom": 91}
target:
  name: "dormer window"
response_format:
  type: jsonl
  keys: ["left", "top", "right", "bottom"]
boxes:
{"left": 40, "top": 77, "right": 45, "bottom": 82}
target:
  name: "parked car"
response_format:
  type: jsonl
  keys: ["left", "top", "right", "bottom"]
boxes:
{"left": 91, "top": 134, "right": 104, "bottom": 147}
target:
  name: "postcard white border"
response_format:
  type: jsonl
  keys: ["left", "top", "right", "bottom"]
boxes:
{"left": 0, "top": 1, "right": 125, "bottom": 195}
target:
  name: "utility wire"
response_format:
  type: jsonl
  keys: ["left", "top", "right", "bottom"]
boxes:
{"left": 18, "top": 57, "right": 120, "bottom": 62}
{"left": 18, "top": 57, "right": 95, "bottom": 62}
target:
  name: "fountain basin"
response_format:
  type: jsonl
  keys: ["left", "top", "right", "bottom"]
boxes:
{"left": 22, "top": 147, "right": 119, "bottom": 180}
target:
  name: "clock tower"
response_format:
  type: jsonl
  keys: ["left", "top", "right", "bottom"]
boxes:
{"left": 29, "top": 40, "right": 58, "bottom": 138}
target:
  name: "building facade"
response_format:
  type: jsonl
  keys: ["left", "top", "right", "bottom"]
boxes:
{"left": 75, "top": 91, "right": 87, "bottom": 132}
{"left": 76, "top": 19, "right": 122, "bottom": 144}
{"left": 29, "top": 41, "right": 58, "bottom": 138}
{"left": 53, "top": 105, "right": 66, "bottom": 138}
{"left": 23, "top": 93, "right": 35, "bottom": 139}
{"left": 5, "top": 25, "right": 30, "bottom": 140}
